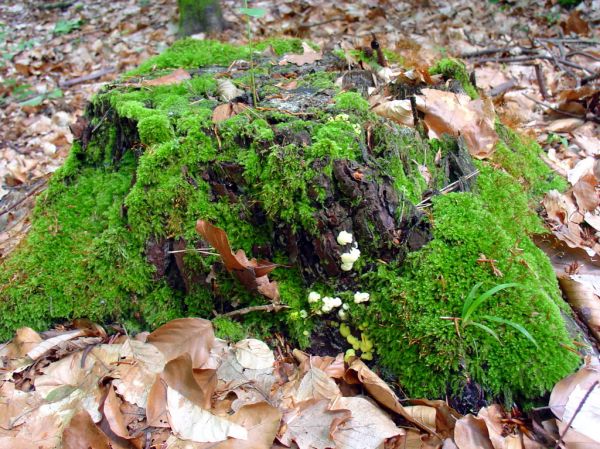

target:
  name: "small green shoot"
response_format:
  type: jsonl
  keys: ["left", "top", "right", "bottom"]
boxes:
{"left": 444, "top": 282, "right": 539, "bottom": 349}
{"left": 239, "top": 3, "right": 267, "bottom": 107}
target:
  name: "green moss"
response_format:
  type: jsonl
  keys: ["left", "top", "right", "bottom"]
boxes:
{"left": 493, "top": 124, "right": 567, "bottom": 198}
{"left": 137, "top": 114, "right": 175, "bottom": 145}
{"left": 334, "top": 92, "right": 370, "bottom": 114}
{"left": 213, "top": 316, "right": 247, "bottom": 341}
{"left": 362, "top": 193, "right": 579, "bottom": 399}
{"left": 429, "top": 58, "right": 478, "bottom": 99}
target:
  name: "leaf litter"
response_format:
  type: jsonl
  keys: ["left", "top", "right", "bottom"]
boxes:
{"left": 2, "top": 317, "right": 597, "bottom": 449}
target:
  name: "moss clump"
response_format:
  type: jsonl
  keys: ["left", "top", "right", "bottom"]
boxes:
{"left": 213, "top": 316, "right": 247, "bottom": 341}
{"left": 362, "top": 193, "right": 578, "bottom": 399}
{"left": 138, "top": 114, "right": 175, "bottom": 145}
{"left": 429, "top": 58, "right": 478, "bottom": 99}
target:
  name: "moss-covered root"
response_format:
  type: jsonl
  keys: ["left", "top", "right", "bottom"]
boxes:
{"left": 429, "top": 58, "right": 478, "bottom": 99}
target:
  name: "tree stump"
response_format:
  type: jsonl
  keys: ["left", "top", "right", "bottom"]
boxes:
{"left": 0, "top": 38, "right": 579, "bottom": 404}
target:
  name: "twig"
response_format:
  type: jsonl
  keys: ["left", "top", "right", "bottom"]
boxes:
{"left": 460, "top": 47, "right": 511, "bottom": 58}
{"left": 303, "top": 17, "right": 346, "bottom": 28}
{"left": 567, "top": 50, "right": 600, "bottom": 62}
{"left": 554, "top": 380, "right": 599, "bottom": 449}
{"left": 59, "top": 66, "right": 116, "bottom": 88}
{"left": 582, "top": 71, "right": 600, "bottom": 85}
{"left": 522, "top": 94, "right": 586, "bottom": 120}
{"left": 0, "top": 176, "right": 50, "bottom": 218}
{"left": 534, "top": 64, "right": 549, "bottom": 100}
{"left": 416, "top": 170, "right": 479, "bottom": 209}
{"left": 38, "top": 0, "right": 74, "bottom": 10}
{"left": 167, "top": 249, "right": 219, "bottom": 256}
{"left": 489, "top": 80, "right": 516, "bottom": 97}
{"left": 221, "top": 304, "right": 290, "bottom": 317}
{"left": 536, "top": 38, "right": 599, "bottom": 45}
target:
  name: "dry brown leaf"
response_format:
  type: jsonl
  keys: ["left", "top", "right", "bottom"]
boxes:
{"left": 212, "top": 102, "right": 248, "bottom": 123}
{"left": 416, "top": 88, "right": 498, "bottom": 159}
{"left": 562, "top": 10, "right": 590, "bottom": 36}
{"left": 330, "top": 396, "right": 405, "bottom": 449}
{"left": 146, "top": 376, "right": 170, "bottom": 428}
{"left": 279, "top": 399, "right": 350, "bottom": 449}
{"left": 26, "top": 329, "right": 85, "bottom": 360}
{"left": 546, "top": 118, "right": 585, "bottom": 133}
{"left": 234, "top": 339, "right": 275, "bottom": 370}
{"left": 162, "top": 353, "right": 216, "bottom": 410}
{"left": 293, "top": 350, "right": 345, "bottom": 379}
{"left": 410, "top": 399, "right": 461, "bottom": 437}
{"left": 277, "top": 80, "right": 298, "bottom": 90}
{"left": 550, "top": 366, "right": 600, "bottom": 444}
{"left": 344, "top": 358, "right": 433, "bottom": 432}
{"left": 293, "top": 367, "right": 340, "bottom": 403}
{"left": 558, "top": 275, "right": 600, "bottom": 341}
{"left": 102, "top": 386, "right": 130, "bottom": 440}
{"left": 213, "top": 402, "right": 282, "bottom": 449}
{"left": 196, "top": 220, "right": 280, "bottom": 301}
{"left": 371, "top": 100, "right": 414, "bottom": 127}
{"left": 453, "top": 414, "right": 494, "bottom": 449}
{"left": 279, "top": 42, "right": 323, "bottom": 66}
{"left": 0, "top": 413, "right": 63, "bottom": 449}
{"left": 405, "top": 406, "right": 438, "bottom": 429}
{"left": 3, "top": 327, "right": 41, "bottom": 359}
{"left": 147, "top": 318, "right": 215, "bottom": 369}
{"left": 142, "top": 68, "right": 191, "bottom": 86}
{"left": 166, "top": 386, "right": 248, "bottom": 443}
{"left": 572, "top": 173, "right": 599, "bottom": 213}
{"left": 62, "top": 410, "right": 111, "bottom": 449}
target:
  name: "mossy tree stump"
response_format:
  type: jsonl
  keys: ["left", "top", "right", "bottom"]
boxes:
{"left": 0, "top": 38, "right": 580, "bottom": 404}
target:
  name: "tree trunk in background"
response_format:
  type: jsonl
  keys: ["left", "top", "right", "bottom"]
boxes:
{"left": 178, "top": 0, "right": 224, "bottom": 37}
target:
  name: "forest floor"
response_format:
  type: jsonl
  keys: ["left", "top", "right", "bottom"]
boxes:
{"left": 0, "top": 1, "right": 599, "bottom": 448}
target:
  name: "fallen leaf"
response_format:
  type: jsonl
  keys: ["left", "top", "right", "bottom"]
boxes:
{"left": 2, "top": 327, "right": 41, "bottom": 359}
{"left": 234, "top": 339, "right": 275, "bottom": 370}
{"left": 550, "top": 366, "right": 600, "bottom": 443}
{"left": 279, "top": 399, "right": 350, "bottom": 449}
{"left": 162, "top": 353, "right": 216, "bottom": 410}
{"left": 562, "top": 10, "right": 590, "bottom": 36}
{"left": 371, "top": 99, "right": 414, "bottom": 127}
{"left": 572, "top": 173, "right": 599, "bottom": 213}
{"left": 26, "top": 329, "right": 83, "bottom": 360}
{"left": 453, "top": 414, "right": 494, "bottom": 449}
{"left": 62, "top": 410, "right": 111, "bottom": 449}
{"left": 546, "top": 118, "right": 584, "bottom": 133}
{"left": 558, "top": 274, "right": 600, "bottom": 341}
{"left": 293, "top": 367, "right": 340, "bottom": 402}
{"left": 102, "top": 386, "right": 130, "bottom": 440}
{"left": 146, "top": 377, "right": 170, "bottom": 428}
{"left": 293, "top": 350, "right": 345, "bottom": 378}
{"left": 217, "top": 79, "right": 244, "bottom": 101}
{"left": 330, "top": 396, "right": 405, "bottom": 449}
{"left": 214, "top": 402, "right": 282, "bottom": 449}
{"left": 147, "top": 318, "right": 215, "bottom": 369}
{"left": 142, "top": 68, "right": 191, "bottom": 86}
{"left": 415, "top": 88, "right": 498, "bottom": 159}
{"left": 279, "top": 42, "right": 323, "bottom": 66}
{"left": 166, "top": 386, "right": 248, "bottom": 443}
{"left": 404, "top": 406, "right": 437, "bottom": 429}
{"left": 212, "top": 102, "right": 248, "bottom": 123}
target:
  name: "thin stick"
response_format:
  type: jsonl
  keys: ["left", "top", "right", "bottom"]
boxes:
{"left": 0, "top": 176, "right": 50, "bottom": 218}
{"left": 534, "top": 64, "right": 549, "bottom": 100}
{"left": 59, "top": 66, "right": 115, "bottom": 88}
{"left": 416, "top": 170, "right": 479, "bottom": 209}
{"left": 460, "top": 47, "right": 511, "bottom": 58}
{"left": 554, "top": 380, "right": 599, "bottom": 449}
{"left": 221, "top": 304, "right": 290, "bottom": 317}
{"left": 167, "top": 249, "right": 219, "bottom": 256}
{"left": 522, "top": 94, "right": 587, "bottom": 120}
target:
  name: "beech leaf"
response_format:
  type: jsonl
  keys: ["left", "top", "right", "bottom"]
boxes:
{"left": 279, "top": 42, "right": 322, "bottom": 66}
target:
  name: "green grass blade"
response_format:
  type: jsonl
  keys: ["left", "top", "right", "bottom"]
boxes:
{"left": 483, "top": 315, "right": 539, "bottom": 349}
{"left": 468, "top": 321, "right": 500, "bottom": 342}
{"left": 462, "top": 281, "right": 484, "bottom": 318}
{"left": 463, "top": 283, "right": 520, "bottom": 322}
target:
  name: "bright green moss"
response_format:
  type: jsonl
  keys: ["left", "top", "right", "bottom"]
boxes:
{"left": 137, "top": 114, "right": 175, "bottom": 145}
{"left": 429, "top": 58, "right": 478, "bottom": 99}
{"left": 362, "top": 193, "right": 579, "bottom": 399}
{"left": 334, "top": 91, "right": 370, "bottom": 114}
{"left": 493, "top": 124, "right": 567, "bottom": 197}
{"left": 213, "top": 316, "right": 247, "bottom": 341}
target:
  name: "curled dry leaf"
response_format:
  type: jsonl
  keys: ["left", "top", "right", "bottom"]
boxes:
{"left": 293, "top": 367, "right": 340, "bottom": 403}
{"left": 162, "top": 353, "right": 216, "bottom": 410}
{"left": 142, "top": 68, "right": 191, "bottom": 87}
{"left": 146, "top": 317, "right": 215, "bottom": 369}
{"left": 415, "top": 88, "right": 498, "bottom": 159}
{"left": 293, "top": 349, "right": 346, "bottom": 378}
{"left": 234, "top": 339, "right": 275, "bottom": 370}
{"left": 217, "top": 79, "right": 244, "bottom": 102}
{"left": 279, "top": 42, "right": 323, "bottom": 66}
{"left": 146, "top": 377, "right": 169, "bottom": 428}
{"left": 344, "top": 358, "right": 433, "bottom": 432}
{"left": 102, "top": 386, "right": 130, "bottom": 440}
{"left": 166, "top": 386, "right": 248, "bottom": 443}
{"left": 371, "top": 99, "right": 414, "bottom": 127}
{"left": 196, "top": 220, "right": 280, "bottom": 301}
{"left": 572, "top": 173, "right": 599, "bottom": 213}
{"left": 330, "top": 396, "right": 405, "bottom": 449}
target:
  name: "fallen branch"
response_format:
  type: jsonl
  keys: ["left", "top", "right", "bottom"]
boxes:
{"left": 59, "top": 67, "right": 116, "bottom": 88}
{"left": 554, "top": 380, "right": 599, "bottom": 449}
{"left": 220, "top": 304, "right": 290, "bottom": 317}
